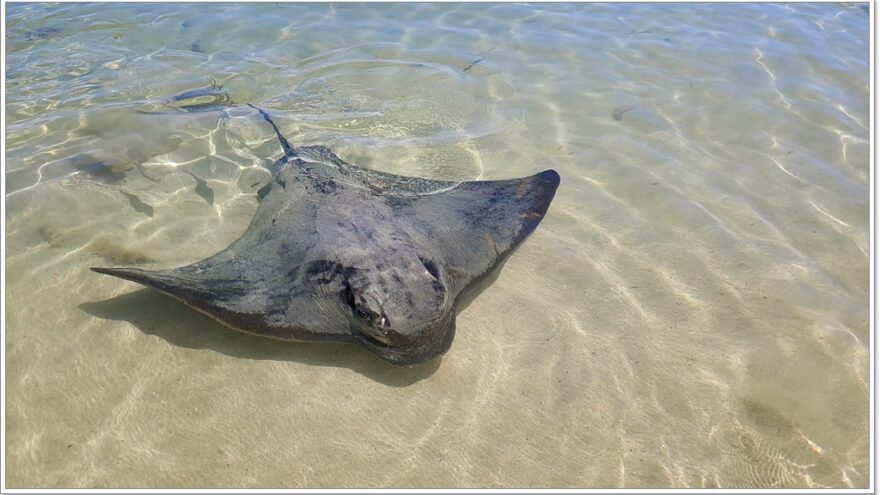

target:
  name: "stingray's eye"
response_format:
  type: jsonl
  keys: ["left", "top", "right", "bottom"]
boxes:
{"left": 343, "top": 281, "right": 357, "bottom": 309}
{"left": 419, "top": 257, "right": 446, "bottom": 295}
{"left": 419, "top": 257, "right": 440, "bottom": 280}
{"left": 354, "top": 305, "right": 371, "bottom": 320}
{"left": 343, "top": 282, "right": 370, "bottom": 319}
{"left": 356, "top": 304, "right": 388, "bottom": 328}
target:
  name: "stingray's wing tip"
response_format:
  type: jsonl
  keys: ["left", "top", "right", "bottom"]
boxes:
{"left": 527, "top": 169, "right": 561, "bottom": 216}
{"left": 92, "top": 266, "right": 198, "bottom": 302}
{"left": 538, "top": 168, "right": 560, "bottom": 184}
{"left": 91, "top": 266, "right": 119, "bottom": 275}
{"left": 91, "top": 266, "right": 137, "bottom": 275}
{"left": 534, "top": 169, "right": 561, "bottom": 190}
{"left": 91, "top": 266, "right": 155, "bottom": 285}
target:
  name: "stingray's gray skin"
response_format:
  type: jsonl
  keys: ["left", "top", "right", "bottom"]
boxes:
{"left": 92, "top": 105, "right": 560, "bottom": 365}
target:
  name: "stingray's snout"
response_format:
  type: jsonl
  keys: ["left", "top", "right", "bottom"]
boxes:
{"left": 342, "top": 268, "right": 452, "bottom": 361}
{"left": 353, "top": 312, "right": 457, "bottom": 366}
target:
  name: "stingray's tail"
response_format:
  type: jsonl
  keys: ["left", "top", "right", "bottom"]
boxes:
{"left": 247, "top": 104, "right": 296, "bottom": 157}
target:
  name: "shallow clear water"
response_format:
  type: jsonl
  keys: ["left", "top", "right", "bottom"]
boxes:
{"left": 4, "top": 2, "right": 870, "bottom": 489}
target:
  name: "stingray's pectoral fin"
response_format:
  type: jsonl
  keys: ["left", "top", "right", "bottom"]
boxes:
{"left": 91, "top": 266, "right": 151, "bottom": 280}
{"left": 92, "top": 266, "right": 208, "bottom": 302}
{"left": 91, "top": 265, "right": 343, "bottom": 342}
{"left": 90, "top": 266, "right": 244, "bottom": 319}
{"left": 415, "top": 169, "right": 560, "bottom": 293}
{"left": 93, "top": 266, "right": 184, "bottom": 292}
{"left": 498, "top": 169, "right": 560, "bottom": 241}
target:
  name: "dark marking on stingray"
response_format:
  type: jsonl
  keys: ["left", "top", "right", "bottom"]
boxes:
{"left": 92, "top": 105, "right": 560, "bottom": 366}
{"left": 119, "top": 190, "right": 154, "bottom": 217}
{"left": 185, "top": 171, "right": 215, "bottom": 206}
{"left": 462, "top": 47, "right": 496, "bottom": 72}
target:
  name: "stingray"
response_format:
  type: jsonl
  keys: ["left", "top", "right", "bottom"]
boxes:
{"left": 92, "top": 105, "right": 560, "bottom": 365}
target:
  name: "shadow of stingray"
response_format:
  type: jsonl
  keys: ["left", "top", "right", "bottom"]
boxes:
{"left": 80, "top": 289, "right": 441, "bottom": 387}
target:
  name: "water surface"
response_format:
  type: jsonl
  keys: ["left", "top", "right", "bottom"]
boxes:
{"left": 4, "top": 2, "right": 870, "bottom": 488}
